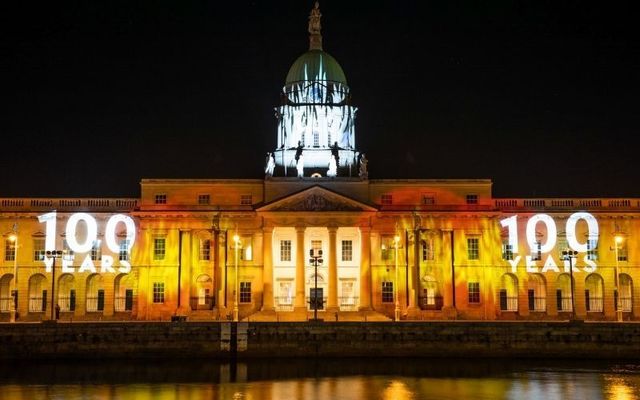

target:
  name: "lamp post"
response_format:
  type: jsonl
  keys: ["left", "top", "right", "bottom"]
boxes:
{"left": 394, "top": 234, "right": 401, "bottom": 321}
{"left": 46, "top": 250, "right": 64, "bottom": 321}
{"left": 233, "top": 234, "right": 241, "bottom": 322}
{"left": 561, "top": 249, "right": 578, "bottom": 320}
{"left": 614, "top": 235, "right": 624, "bottom": 322}
{"left": 309, "top": 248, "right": 323, "bottom": 322}
{"left": 8, "top": 232, "right": 18, "bottom": 323}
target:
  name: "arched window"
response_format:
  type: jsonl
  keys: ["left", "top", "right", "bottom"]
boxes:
{"left": 527, "top": 274, "right": 546, "bottom": 312}
{"left": 115, "top": 273, "right": 134, "bottom": 312}
{"left": 585, "top": 273, "right": 604, "bottom": 312}
{"left": 28, "top": 274, "right": 47, "bottom": 313}
{"left": 499, "top": 273, "right": 518, "bottom": 311}
{"left": 86, "top": 274, "right": 105, "bottom": 312}
{"left": 556, "top": 274, "right": 573, "bottom": 312}
{"left": 57, "top": 274, "right": 75, "bottom": 312}
{"left": 619, "top": 274, "right": 633, "bottom": 312}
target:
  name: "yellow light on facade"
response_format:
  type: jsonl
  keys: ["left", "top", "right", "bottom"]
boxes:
{"left": 8, "top": 234, "right": 17, "bottom": 242}
{"left": 394, "top": 235, "right": 400, "bottom": 243}
{"left": 233, "top": 234, "right": 240, "bottom": 243}
{"left": 615, "top": 235, "right": 624, "bottom": 244}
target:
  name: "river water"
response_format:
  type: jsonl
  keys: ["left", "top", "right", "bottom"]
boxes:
{"left": 1, "top": 358, "right": 639, "bottom": 400}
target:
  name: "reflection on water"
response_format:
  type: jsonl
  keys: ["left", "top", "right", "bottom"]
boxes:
{"left": 0, "top": 359, "right": 639, "bottom": 400}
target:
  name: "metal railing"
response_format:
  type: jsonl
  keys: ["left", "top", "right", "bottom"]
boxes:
{"left": 115, "top": 296, "right": 135, "bottom": 312}
{"left": 189, "top": 295, "right": 215, "bottom": 310}
{"left": 418, "top": 295, "right": 444, "bottom": 310}
{"left": 619, "top": 297, "right": 632, "bottom": 312}
{"left": 338, "top": 296, "right": 359, "bottom": 311}
{"left": 58, "top": 296, "right": 75, "bottom": 312}
{"left": 0, "top": 197, "right": 139, "bottom": 211}
{"left": 29, "top": 297, "right": 45, "bottom": 312}
{"left": 495, "top": 198, "right": 639, "bottom": 210}
{"left": 586, "top": 297, "right": 604, "bottom": 312}
{"left": 556, "top": 297, "right": 573, "bottom": 312}
{"left": 0, "top": 297, "right": 12, "bottom": 312}
{"left": 274, "top": 296, "right": 294, "bottom": 312}
{"left": 86, "top": 296, "right": 103, "bottom": 312}
{"left": 499, "top": 296, "right": 518, "bottom": 311}
{"left": 529, "top": 297, "right": 546, "bottom": 312}
{"left": 306, "top": 296, "right": 327, "bottom": 311}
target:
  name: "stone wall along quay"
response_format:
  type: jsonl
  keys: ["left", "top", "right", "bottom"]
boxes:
{"left": 2, "top": 321, "right": 640, "bottom": 360}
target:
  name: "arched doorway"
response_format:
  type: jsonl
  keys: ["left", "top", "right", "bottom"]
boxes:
{"left": 307, "top": 273, "right": 326, "bottom": 311}
{"left": 28, "top": 274, "right": 47, "bottom": 313}
{"left": 499, "top": 273, "right": 518, "bottom": 311}
{"left": 57, "top": 274, "right": 76, "bottom": 312}
{"left": 419, "top": 275, "right": 443, "bottom": 310}
{"left": 585, "top": 273, "right": 604, "bottom": 312}
{"left": 527, "top": 274, "right": 546, "bottom": 312}
{"left": 193, "top": 274, "right": 214, "bottom": 310}
{"left": 556, "top": 274, "right": 573, "bottom": 312}
{"left": 114, "top": 273, "right": 134, "bottom": 312}
{"left": 0, "top": 274, "right": 14, "bottom": 313}
{"left": 619, "top": 274, "right": 633, "bottom": 313}
{"left": 86, "top": 274, "right": 105, "bottom": 312}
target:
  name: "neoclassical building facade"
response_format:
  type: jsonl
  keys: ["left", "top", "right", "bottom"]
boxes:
{"left": 1, "top": 4, "right": 639, "bottom": 322}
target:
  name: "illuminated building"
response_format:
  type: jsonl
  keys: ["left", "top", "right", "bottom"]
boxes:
{"left": 1, "top": 4, "right": 639, "bottom": 322}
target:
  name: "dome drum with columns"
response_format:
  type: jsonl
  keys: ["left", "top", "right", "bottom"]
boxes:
{"left": 271, "top": 2, "right": 360, "bottom": 179}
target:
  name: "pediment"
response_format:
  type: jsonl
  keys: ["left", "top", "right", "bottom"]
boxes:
{"left": 257, "top": 186, "right": 377, "bottom": 212}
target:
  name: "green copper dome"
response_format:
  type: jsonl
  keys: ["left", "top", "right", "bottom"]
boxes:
{"left": 285, "top": 50, "right": 347, "bottom": 85}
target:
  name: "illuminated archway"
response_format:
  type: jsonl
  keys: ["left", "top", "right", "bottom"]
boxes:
{"left": 0, "top": 274, "right": 14, "bottom": 313}
{"left": 114, "top": 273, "right": 134, "bottom": 312}
{"left": 28, "top": 274, "right": 47, "bottom": 313}
{"left": 193, "top": 274, "right": 213, "bottom": 310}
{"left": 86, "top": 274, "right": 105, "bottom": 312}
{"left": 499, "top": 273, "right": 518, "bottom": 311}
{"left": 57, "top": 274, "right": 75, "bottom": 312}
{"left": 619, "top": 274, "right": 633, "bottom": 312}
{"left": 527, "top": 274, "right": 546, "bottom": 312}
{"left": 555, "top": 273, "right": 573, "bottom": 312}
{"left": 585, "top": 273, "right": 604, "bottom": 312}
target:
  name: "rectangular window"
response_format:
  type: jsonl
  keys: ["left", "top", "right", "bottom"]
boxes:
{"left": 119, "top": 239, "right": 129, "bottom": 261}
{"left": 421, "top": 239, "right": 434, "bottom": 262}
{"left": 240, "top": 282, "right": 252, "bottom": 303}
{"left": 311, "top": 240, "right": 322, "bottom": 257}
{"left": 381, "top": 194, "right": 393, "bottom": 205}
{"left": 557, "top": 237, "right": 568, "bottom": 259}
{"left": 466, "top": 194, "right": 478, "bottom": 205}
{"left": 467, "top": 237, "right": 479, "bottom": 260}
{"left": 153, "top": 238, "right": 166, "bottom": 260}
{"left": 586, "top": 238, "right": 598, "bottom": 261}
{"left": 198, "top": 194, "right": 210, "bottom": 205}
{"left": 313, "top": 131, "right": 319, "bottom": 147}
{"left": 531, "top": 241, "right": 542, "bottom": 261}
{"left": 62, "top": 239, "right": 74, "bottom": 261}
{"left": 381, "top": 236, "right": 397, "bottom": 261}
{"left": 422, "top": 194, "right": 435, "bottom": 205}
{"left": 341, "top": 240, "right": 353, "bottom": 262}
{"left": 154, "top": 194, "right": 167, "bottom": 204}
{"left": 91, "top": 240, "right": 102, "bottom": 261}
{"left": 618, "top": 246, "right": 628, "bottom": 262}
{"left": 382, "top": 281, "right": 394, "bottom": 303}
{"left": 240, "top": 194, "right": 252, "bottom": 205}
{"left": 199, "top": 239, "right": 211, "bottom": 261}
{"left": 280, "top": 240, "right": 291, "bottom": 262}
{"left": 4, "top": 239, "right": 15, "bottom": 261}
{"left": 502, "top": 241, "right": 513, "bottom": 261}
{"left": 33, "top": 238, "right": 45, "bottom": 261}
{"left": 468, "top": 282, "right": 480, "bottom": 304}
{"left": 153, "top": 282, "right": 165, "bottom": 303}
{"left": 240, "top": 236, "right": 253, "bottom": 261}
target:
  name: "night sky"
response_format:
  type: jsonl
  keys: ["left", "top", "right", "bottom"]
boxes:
{"left": 2, "top": 1, "right": 638, "bottom": 198}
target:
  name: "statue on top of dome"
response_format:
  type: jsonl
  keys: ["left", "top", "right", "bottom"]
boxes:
{"left": 308, "top": 2, "right": 322, "bottom": 35}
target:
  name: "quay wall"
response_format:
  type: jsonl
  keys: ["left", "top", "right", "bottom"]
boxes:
{"left": 1, "top": 321, "right": 640, "bottom": 360}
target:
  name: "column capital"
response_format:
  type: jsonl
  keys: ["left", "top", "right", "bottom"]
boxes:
{"left": 327, "top": 226, "right": 338, "bottom": 234}
{"left": 359, "top": 226, "right": 372, "bottom": 234}
{"left": 262, "top": 226, "right": 275, "bottom": 234}
{"left": 295, "top": 226, "right": 306, "bottom": 234}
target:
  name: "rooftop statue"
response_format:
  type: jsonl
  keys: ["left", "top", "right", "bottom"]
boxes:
{"left": 308, "top": 2, "right": 322, "bottom": 35}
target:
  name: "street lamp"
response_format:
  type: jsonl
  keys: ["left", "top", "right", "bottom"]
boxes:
{"left": 394, "top": 234, "right": 401, "bottom": 321}
{"left": 8, "top": 232, "right": 18, "bottom": 323}
{"left": 309, "top": 248, "right": 324, "bottom": 322}
{"left": 561, "top": 249, "right": 578, "bottom": 320}
{"left": 46, "top": 250, "right": 64, "bottom": 321}
{"left": 614, "top": 235, "right": 624, "bottom": 322}
{"left": 233, "top": 234, "right": 241, "bottom": 322}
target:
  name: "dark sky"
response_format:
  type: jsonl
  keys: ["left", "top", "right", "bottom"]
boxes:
{"left": 2, "top": 1, "right": 638, "bottom": 198}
